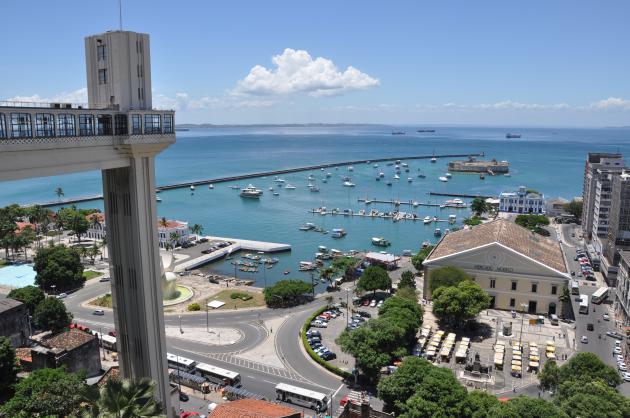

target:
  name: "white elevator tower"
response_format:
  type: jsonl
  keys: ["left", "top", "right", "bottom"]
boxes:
{"left": 85, "top": 31, "right": 152, "bottom": 111}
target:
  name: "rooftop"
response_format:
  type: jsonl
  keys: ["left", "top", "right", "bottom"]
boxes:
{"left": 620, "top": 251, "right": 630, "bottom": 267}
{"left": 210, "top": 399, "right": 301, "bottom": 418}
{"left": 43, "top": 328, "right": 96, "bottom": 351}
{"left": 0, "top": 298, "right": 24, "bottom": 313}
{"left": 425, "top": 218, "right": 567, "bottom": 273}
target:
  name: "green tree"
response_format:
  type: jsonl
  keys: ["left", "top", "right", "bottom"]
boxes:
{"left": 399, "top": 366, "right": 468, "bottom": 418}
{"left": 557, "top": 352, "right": 621, "bottom": 387}
{"left": 54, "top": 187, "right": 65, "bottom": 201}
{"left": 396, "top": 286, "right": 418, "bottom": 304}
{"left": 563, "top": 199, "right": 583, "bottom": 219}
{"left": 357, "top": 266, "right": 391, "bottom": 295}
{"left": 379, "top": 296, "right": 423, "bottom": 343}
{"left": 378, "top": 357, "right": 433, "bottom": 414}
{"left": 558, "top": 286, "right": 571, "bottom": 319}
{"left": 34, "top": 297, "right": 73, "bottom": 333}
{"left": 34, "top": 244, "right": 85, "bottom": 291}
{"left": 471, "top": 197, "right": 489, "bottom": 217}
{"left": 463, "top": 216, "right": 483, "bottom": 226}
{"left": 319, "top": 266, "right": 336, "bottom": 287}
{"left": 0, "top": 367, "right": 86, "bottom": 418}
{"left": 486, "top": 396, "right": 567, "bottom": 418}
{"left": 432, "top": 280, "right": 490, "bottom": 327}
{"left": 0, "top": 205, "right": 19, "bottom": 260}
{"left": 458, "top": 391, "right": 501, "bottom": 418}
{"left": 515, "top": 214, "right": 551, "bottom": 236}
{"left": 0, "top": 337, "right": 18, "bottom": 400}
{"left": 7, "top": 285, "right": 45, "bottom": 315}
{"left": 189, "top": 223, "right": 204, "bottom": 238}
{"left": 428, "top": 266, "right": 471, "bottom": 293}
{"left": 398, "top": 270, "right": 416, "bottom": 289}
{"left": 331, "top": 256, "right": 358, "bottom": 279}
{"left": 58, "top": 207, "right": 90, "bottom": 243}
{"left": 81, "top": 377, "right": 166, "bottom": 418}
{"left": 554, "top": 380, "right": 630, "bottom": 418}
{"left": 411, "top": 245, "right": 433, "bottom": 271}
{"left": 539, "top": 359, "right": 560, "bottom": 392}
{"left": 263, "top": 279, "right": 312, "bottom": 308}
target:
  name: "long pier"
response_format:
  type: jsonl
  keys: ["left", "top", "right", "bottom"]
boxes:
{"left": 33, "top": 152, "right": 483, "bottom": 207}
{"left": 358, "top": 198, "right": 442, "bottom": 208}
{"left": 429, "top": 192, "right": 493, "bottom": 199}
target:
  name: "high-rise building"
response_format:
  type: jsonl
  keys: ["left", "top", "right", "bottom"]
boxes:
{"left": 615, "top": 251, "right": 630, "bottom": 326}
{"left": 604, "top": 171, "right": 630, "bottom": 271}
{"left": 85, "top": 31, "right": 152, "bottom": 111}
{"left": 0, "top": 29, "right": 175, "bottom": 414}
{"left": 581, "top": 153, "right": 625, "bottom": 241}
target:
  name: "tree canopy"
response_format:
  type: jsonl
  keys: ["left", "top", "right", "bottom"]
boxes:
{"left": 554, "top": 380, "right": 630, "bottom": 418}
{"left": 0, "top": 367, "right": 86, "bottom": 418}
{"left": 432, "top": 280, "right": 490, "bottom": 327}
{"left": 399, "top": 366, "right": 468, "bottom": 418}
{"left": 398, "top": 270, "right": 416, "bottom": 289}
{"left": 0, "top": 337, "right": 18, "bottom": 400}
{"left": 81, "top": 377, "right": 166, "bottom": 418}
{"left": 378, "top": 356, "right": 433, "bottom": 414}
{"left": 486, "top": 396, "right": 567, "bottom": 418}
{"left": 263, "top": 279, "right": 312, "bottom": 308}
{"left": 411, "top": 245, "right": 433, "bottom": 271}
{"left": 557, "top": 352, "right": 620, "bottom": 388}
{"left": 357, "top": 266, "right": 391, "bottom": 295}
{"left": 7, "top": 285, "right": 45, "bottom": 315}
{"left": 539, "top": 359, "right": 560, "bottom": 392}
{"left": 34, "top": 244, "right": 84, "bottom": 291}
{"left": 563, "top": 199, "right": 583, "bottom": 219}
{"left": 428, "top": 266, "right": 471, "bottom": 293}
{"left": 515, "top": 214, "right": 551, "bottom": 236}
{"left": 463, "top": 216, "right": 483, "bottom": 226}
{"left": 34, "top": 297, "right": 73, "bottom": 333}
{"left": 57, "top": 207, "right": 90, "bottom": 243}
{"left": 471, "top": 197, "right": 489, "bottom": 217}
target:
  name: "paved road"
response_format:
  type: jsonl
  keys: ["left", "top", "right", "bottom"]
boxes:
{"left": 63, "top": 281, "right": 347, "bottom": 414}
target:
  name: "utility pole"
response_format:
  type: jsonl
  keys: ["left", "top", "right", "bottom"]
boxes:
{"left": 206, "top": 301, "right": 209, "bottom": 333}
{"left": 346, "top": 288, "right": 350, "bottom": 327}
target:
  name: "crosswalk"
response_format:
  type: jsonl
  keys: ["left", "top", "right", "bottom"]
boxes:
{"left": 197, "top": 351, "right": 306, "bottom": 381}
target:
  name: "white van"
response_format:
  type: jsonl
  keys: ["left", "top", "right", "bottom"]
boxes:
{"left": 550, "top": 314, "right": 559, "bottom": 325}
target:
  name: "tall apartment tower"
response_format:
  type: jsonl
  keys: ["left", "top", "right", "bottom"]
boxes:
{"left": 581, "top": 153, "right": 625, "bottom": 240}
{"left": 85, "top": 31, "right": 152, "bottom": 110}
{"left": 605, "top": 171, "right": 630, "bottom": 265}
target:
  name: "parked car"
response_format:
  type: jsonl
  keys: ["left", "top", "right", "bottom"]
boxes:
{"left": 607, "top": 331, "right": 624, "bottom": 340}
{"left": 362, "top": 299, "right": 370, "bottom": 306}
{"left": 179, "top": 393, "right": 189, "bottom": 402}
{"left": 369, "top": 299, "right": 377, "bottom": 307}
{"left": 377, "top": 300, "right": 384, "bottom": 308}
{"left": 622, "top": 372, "right": 630, "bottom": 382}
{"left": 619, "top": 363, "right": 628, "bottom": 372}
{"left": 614, "top": 346, "right": 623, "bottom": 355}
{"left": 56, "top": 293, "right": 68, "bottom": 299}
{"left": 99, "top": 277, "right": 111, "bottom": 282}
{"left": 580, "top": 336, "right": 588, "bottom": 344}
{"left": 92, "top": 309, "right": 105, "bottom": 316}
{"left": 603, "top": 313, "right": 610, "bottom": 321}
{"left": 310, "top": 320, "right": 327, "bottom": 328}
{"left": 306, "top": 329, "right": 321, "bottom": 338}
{"left": 616, "top": 354, "right": 625, "bottom": 363}
{"left": 357, "top": 311, "right": 371, "bottom": 318}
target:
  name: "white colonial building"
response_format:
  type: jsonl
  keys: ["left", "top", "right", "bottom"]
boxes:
{"left": 86, "top": 213, "right": 189, "bottom": 248}
{"left": 423, "top": 219, "right": 570, "bottom": 315}
{"left": 499, "top": 186, "right": 545, "bottom": 214}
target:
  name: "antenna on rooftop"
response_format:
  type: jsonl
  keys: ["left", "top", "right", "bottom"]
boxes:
{"left": 118, "top": 0, "right": 123, "bottom": 31}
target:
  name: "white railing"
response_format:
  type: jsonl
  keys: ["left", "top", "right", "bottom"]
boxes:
{"left": 0, "top": 100, "right": 175, "bottom": 112}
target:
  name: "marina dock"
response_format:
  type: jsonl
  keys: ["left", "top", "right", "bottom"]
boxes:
{"left": 429, "top": 192, "right": 493, "bottom": 199}
{"left": 358, "top": 198, "right": 442, "bottom": 207}
{"left": 34, "top": 152, "right": 483, "bottom": 207}
{"left": 174, "top": 236, "right": 291, "bottom": 272}
{"left": 308, "top": 209, "right": 457, "bottom": 223}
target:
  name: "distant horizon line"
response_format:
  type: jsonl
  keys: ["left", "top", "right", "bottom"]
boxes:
{"left": 175, "top": 122, "right": 630, "bottom": 130}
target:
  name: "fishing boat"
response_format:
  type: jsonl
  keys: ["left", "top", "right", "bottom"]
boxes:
{"left": 431, "top": 157, "right": 437, "bottom": 163}
{"left": 423, "top": 216, "right": 432, "bottom": 224}
{"left": 445, "top": 173, "right": 452, "bottom": 178}
{"left": 274, "top": 177, "right": 286, "bottom": 183}
{"left": 371, "top": 237, "right": 391, "bottom": 247}
{"left": 439, "top": 176, "right": 448, "bottom": 182}
{"left": 343, "top": 181, "right": 356, "bottom": 187}
{"left": 240, "top": 184, "right": 263, "bottom": 198}
{"left": 348, "top": 166, "right": 354, "bottom": 171}
{"left": 190, "top": 184, "right": 195, "bottom": 191}
{"left": 299, "top": 261, "right": 317, "bottom": 271}
{"left": 434, "top": 228, "right": 442, "bottom": 237}
{"left": 449, "top": 214, "right": 457, "bottom": 224}
{"left": 421, "top": 241, "right": 431, "bottom": 248}
{"left": 273, "top": 192, "right": 280, "bottom": 196}
{"left": 208, "top": 184, "right": 214, "bottom": 189}
{"left": 394, "top": 174, "right": 400, "bottom": 180}
{"left": 285, "top": 184, "right": 296, "bottom": 190}
{"left": 443, "top": 198, "right": 467, "bottom": 208}
{"left": 401, "top": 163, "right": 408, "bottom": 167}
{"left": 156, "top": 196, "right": 162, "bottom": 202}
{"left": 407, "top": 177, "right": 413, "bottom": 182}
{"left": 317, "top": 245, "right": 328, "bottom": 253}
{"left": 331, "top": 228, "right": 347, "bottom": 238}
{"left": 505, "top": 133, "right": 522, "bottom": 139}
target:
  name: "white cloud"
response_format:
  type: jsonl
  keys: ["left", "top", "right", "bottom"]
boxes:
{"left": 233, "top": 48, "right": 380, "bottom": 97}
{"left": 5, "top": 88, "right": 88, "bottom": 105}
{"left": 589, "top": 97, "right": 630, "bottom": 110}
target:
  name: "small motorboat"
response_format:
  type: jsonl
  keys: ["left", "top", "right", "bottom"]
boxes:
{"left": 190, "top": 184, "right": 195, "bottom": 191}
{"left": 439, "top": 176, "right": 448, "bottom": 182}
{"left": 423, "top": 216, "right": 431, "bottom": 224}
{"left": 208, "top": 184, "right": 214, "bottom": 189}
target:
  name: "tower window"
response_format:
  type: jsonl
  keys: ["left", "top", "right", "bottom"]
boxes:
{"left": 98, "top": 69, "right": 108, "bottom": 85}
{"left": 97, "top": 44, "right": 107, "bottom": 61}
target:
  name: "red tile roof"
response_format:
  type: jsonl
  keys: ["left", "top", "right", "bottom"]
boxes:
{"left": 43, "top": 328, "right": 96, "bottom": 351}
{"left": 210, "top": 399, "right": 302, "bottom": 418}
{"left": 15, "top": 221, "right": 35, "bottom": 233}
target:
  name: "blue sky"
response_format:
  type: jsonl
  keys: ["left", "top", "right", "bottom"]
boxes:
{"left": 1, "top": 0, "right": 629, "bottom": 126}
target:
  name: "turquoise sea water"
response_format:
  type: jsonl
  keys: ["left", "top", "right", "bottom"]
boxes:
{"left": 1, "top": 126, "right": 629, "bottom": 289}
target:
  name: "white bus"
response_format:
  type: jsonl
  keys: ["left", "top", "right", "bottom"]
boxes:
{"left": 194, "top": 362, "right": 241, "bottom": 387}
{"left": 166, "top": 352, "right": 197, "bottom": 373}
{"left": 579, "top": 294, "right": 589, "bottom": 314}
{"left": 591, "top": 287, "right": 609, "bottom": 304}
{"left": 570, "top": 280, "right": 580, "bottom": 295}
{"left": 93, "top": 332, "right": 118, "bottom": 352}
{"left": 275, "top": 383, "right": 329, "bottom": 412}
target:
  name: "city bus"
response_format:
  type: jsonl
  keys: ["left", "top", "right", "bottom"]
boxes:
{"left": 579, "top": 294, "right": 589, "bottom": 314}
{"left": 194, "top": 362, "right": 241, "bottom": 387}
{"left": 591, "top": 287, "right": 609, "bottom": 304}
{"left": 570, "top": 280, "right": 580, "bottom": 295}
{"left": 275, "top": 383, "right": 329, "bottom": 412}
{"left": 166, "top": 352, "right": 197, "bottom": 373}
{"left": 93, "top": 332, "right": 118, "bottom": 352}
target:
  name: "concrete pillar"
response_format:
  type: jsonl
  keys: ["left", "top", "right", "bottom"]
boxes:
{"left": 102, "top": 154, "right": 170, "bottom": 412}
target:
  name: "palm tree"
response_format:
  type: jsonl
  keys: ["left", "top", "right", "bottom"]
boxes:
{"left": 470, "top": 197, "right": 489, "bottom": 217}
{"left": 159, "top": 217, "right": 169, "bottom": 229}
{"left": 54, "top": 187, "right": 64, "bottom": 202}
{"left": 81, "top": 377, "right": 166, "bottom": 418}
{"left": 189, "top": 223, "right": 203, "bottom": 239}
{"left": 88, "top": 243, "right": 101, "bottom": 264}
{"left": 101, "top": 235, "right": 107, "bottom": 260}
{"left": 169, "top": 232, "right": 179, "bottom": 251}
{"left": 558, "top": 286, "right": 571, "bottom": 319}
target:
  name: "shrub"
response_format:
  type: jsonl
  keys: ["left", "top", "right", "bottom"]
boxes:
{"left": 187, "top": 302, "right": 201, "bottom": 311}
{"left": 230, "top": 291, "right": 252, "bottom": 301}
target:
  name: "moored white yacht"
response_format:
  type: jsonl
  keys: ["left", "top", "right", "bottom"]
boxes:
{"left": 240, "top": 184, "right": 263, "bottom": 198}
{"left": 439, "top": 176, "right": 448, "bottom": 182}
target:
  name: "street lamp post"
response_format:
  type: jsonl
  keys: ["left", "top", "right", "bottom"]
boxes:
{"left": 179, "top": 315, "right": 183, "bottom": 334}
{"left": 518, "top": 302, "right": 528, "bottom": 379}
{"left": 206, "top": 301, "right": 209, "bottom": 333}
{"left": 346, "top": 288, "right": 350, "bottom": 327}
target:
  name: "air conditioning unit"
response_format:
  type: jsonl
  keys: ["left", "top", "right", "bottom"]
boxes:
{"left": 64, "top": 103, "right": 72, "bottom": 109}
{"left": 50, "top": 103, "right": 61, "bottom": 109}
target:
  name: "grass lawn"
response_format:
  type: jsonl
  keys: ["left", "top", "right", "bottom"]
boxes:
{"left": 90, "top": 293, "right": 112, "bottom": 308}
{"left": 83, "top": 270, "right": 103, "bottom": 280}
{"left": 208, "top": 289, "right": 265, "bottom": 310}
